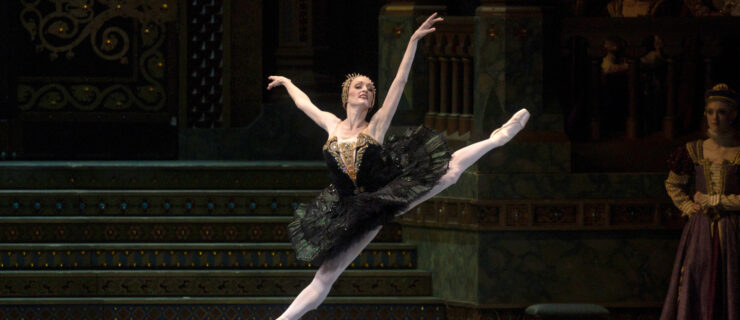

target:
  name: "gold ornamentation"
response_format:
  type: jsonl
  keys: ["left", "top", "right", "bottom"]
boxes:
{"left": 714, "top": 83, "right": 730, "bottom": 91}
{"left": 719, "top": 165, "right": 727, "bottom": 197}
{"left": 682, "top": 139, "right": 740, "bottom": 218}
{"left": 20, "top": 0, "right": 174, "bottom": 62}
{"left": 515, "top": 25, "right": 529, "bottom": 40}
{"left": 666, "top": 171, "right": 689, "bottom": 184}
{"left": 693, "top": 140, "right": 719, "bottom": 196}
{"left": 720, "top": 194, "right": 740, "bottom": 211}
{"left": 339, "top": 139, "right": 357, "bottom": 181}
{"left": 16, "top": 1, "right": 173, "bottom": 111}
{"left": 705, "top": 83, "right": 738, "bottom": 107}
{"left": 732, "top": 149, "right": 740, "bottom": 165}
{"left": 665, "top": 171, "right": 694, "bottom": 216}
{"left": 353, "top": 133, "right": 375, "bottom": 180}
{"left": 488, "top": 24, "right": 497, "bottom": 41}
{"left": 694, "top": 139, "right": 738, "bottom": 196}
{"left": 686, "top": 141, "right": 698, "bottom": 163}
{"left": 18, "top": 79, "right": 164, "bottom": 111}
{"left": 323, "top": 133, "right": 380, "bottom": 187}
{"left": 392, "top": 24, "right": 402, "bottom": 39}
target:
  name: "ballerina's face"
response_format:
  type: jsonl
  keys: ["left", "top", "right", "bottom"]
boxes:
{"left": 346, "top": 76, "right": 375, "bottom": 110}
{"left": 705, "top": 100, "right": 737, "bottom": 132}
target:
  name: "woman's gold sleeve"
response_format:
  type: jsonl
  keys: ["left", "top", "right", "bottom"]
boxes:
{"left": 719, "top": 194, "right": 740, "bottom": 211}
{"left": 665, "top": 171, "right": 695, "bottom": 216}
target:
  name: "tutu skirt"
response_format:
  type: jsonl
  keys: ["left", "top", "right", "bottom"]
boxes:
{"left": 288, "top": 126, "right": 451, "bottom": 264}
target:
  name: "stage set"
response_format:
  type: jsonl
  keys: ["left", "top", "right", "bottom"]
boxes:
{"left": 0, "top": 0, "right": 739, "bottom": 319}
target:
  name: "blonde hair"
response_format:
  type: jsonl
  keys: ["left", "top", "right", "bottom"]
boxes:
{"left": 341, "top": 73, "right": 375, "bottom": 109}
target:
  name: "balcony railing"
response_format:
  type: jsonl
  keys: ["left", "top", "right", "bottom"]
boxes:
{"left": 560, "top": 17, "right": 740, "bottom": 141}
{"left": 422, "top": 17, "right": 474, "bottom": 136}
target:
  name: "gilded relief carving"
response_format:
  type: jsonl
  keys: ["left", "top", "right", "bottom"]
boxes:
{"left": 20, "top": 0, "right": 173, "bottom": 62}
{"left": 17, "top": 0, "right": 175, "bottom": 112}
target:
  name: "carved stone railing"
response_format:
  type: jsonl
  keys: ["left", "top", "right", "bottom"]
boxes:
{"left": 401, "top": 197, "right": 684, "bottom": 230}
{"left": 422, "top": 17, "right": 474, "bottom": 136}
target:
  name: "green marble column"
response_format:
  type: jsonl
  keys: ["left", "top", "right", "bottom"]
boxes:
{"left": 404, "top": 227, "right": 480, "bottom": 304}
{"left": 472, "top": 3, "right": 570, "bottom": 174}
{"left": 474, "top": 6, "right": 544, "bottom": 131}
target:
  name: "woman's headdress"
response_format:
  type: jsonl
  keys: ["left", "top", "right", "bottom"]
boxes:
{"left": 705, "top": 83, "right": 739, "bottom": 108}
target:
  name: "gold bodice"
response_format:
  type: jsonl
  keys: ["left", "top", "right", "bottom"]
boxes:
{"left": 322, "top": 133, "right": 380, "bottom": 185}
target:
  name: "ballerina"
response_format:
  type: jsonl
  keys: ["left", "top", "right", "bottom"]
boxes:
{"left": 266, "top": 12, "right": 530, "bottom": 320}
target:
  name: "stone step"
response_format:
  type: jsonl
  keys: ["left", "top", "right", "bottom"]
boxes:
{"left": 0, "top": 297, "right": 446, "bottom": 320}
{"left": 0, "top": 161, "right": 330, "bottom": 190}
{"left": 0, "top": 270, "right": 434, "bottom": 297}
{"left": 0, "top": 189, "right": 320, "bottom": 216}
{"left": 0, "top": 243, "right": 418, "bottom": 270}
{"left": 0, "top": 216, "right": 404, "bottom": 243}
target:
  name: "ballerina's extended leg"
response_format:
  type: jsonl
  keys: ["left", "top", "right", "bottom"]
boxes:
{"left": 401, "top": 108, "right": 530, "bottom": 213}
{"left": 276, "top": 226, "right": 383, "bottom": 320}
{"left": 278, "top": 109, "right": 528, "bottom": 319}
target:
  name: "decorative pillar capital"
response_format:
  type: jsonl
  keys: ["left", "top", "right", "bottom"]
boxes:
{"left": 381, "top": 3, "right": 447, "bottom": 16}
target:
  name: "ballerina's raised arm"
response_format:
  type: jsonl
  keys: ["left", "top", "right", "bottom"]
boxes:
{"left": 266, "top": 75, "right": 341, "bottom": 134}
{"left": 366, "top": 12, "right": 444, "bottom": 143}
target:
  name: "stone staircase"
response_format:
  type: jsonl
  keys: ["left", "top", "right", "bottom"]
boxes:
{"left": 0, "top": 162, "right": 446, "bottom": 319}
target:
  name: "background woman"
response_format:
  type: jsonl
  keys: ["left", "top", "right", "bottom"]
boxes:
{"left": 662, "top": 83, "right": 740, "bottom": 319}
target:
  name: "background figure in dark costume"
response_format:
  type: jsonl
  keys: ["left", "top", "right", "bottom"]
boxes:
{"left": 267, "top": 13, "right": 530, "bottom": 320}
{"left": 662, "top": 83, "right": 740, "bottom": 320}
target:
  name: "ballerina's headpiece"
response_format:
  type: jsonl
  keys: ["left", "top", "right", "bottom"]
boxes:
{"left": 705, "top": 83, "right": 739, "bottom": 109}
{"left": 341, "top": 73, "right": 375, "bottom": 109}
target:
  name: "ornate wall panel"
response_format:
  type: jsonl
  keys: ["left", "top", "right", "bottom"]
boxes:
{"left": 0, "top": 303, "right": 447, "bottom": 320}
{"left": 0, "top": 244, "right": 416, "bottom": 270}
{"left": 8, "top": 0, "right": 179, "bottom": 159}
{"left": 402, "top": 197, "right": 684, "bottom": 231}
{"left": 186, "top": 0, "right": 228, "bottom": 128}
{"left": 0, "top": 220, "right": 403, "bottom": 243}
{"left": 17, "top": 0, "right": 175, "bottom": 113}
{"left": 0, "top": 161, "right": 330, "bottom": 189}
{"left": 1, "top": 1, "right": 9, "bottom": 118}
{"left": 0, "top": 270, "right": 432, "bottom": 297}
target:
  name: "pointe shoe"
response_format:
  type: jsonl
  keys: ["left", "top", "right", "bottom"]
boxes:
{"left": 489, "top": 108, "right": 530, "bottom": 146}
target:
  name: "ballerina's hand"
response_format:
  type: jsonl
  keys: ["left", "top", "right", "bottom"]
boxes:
{"left": 411, "top": 12, "right": 444, "bottom": 42}
{"left": 266, "top": 75, "right": 290, "bottom": 90}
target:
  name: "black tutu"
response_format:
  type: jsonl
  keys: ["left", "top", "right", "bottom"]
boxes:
{"left": 288, "top": 126, "right": 451, "bottom": 264}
